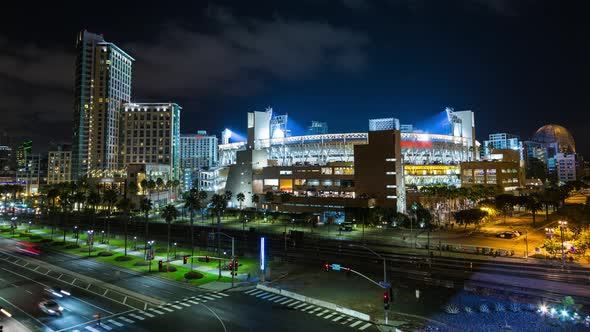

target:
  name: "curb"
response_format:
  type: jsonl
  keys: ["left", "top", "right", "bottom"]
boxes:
{"left": 256, "top": 283, "right": 371, "bottom": 321}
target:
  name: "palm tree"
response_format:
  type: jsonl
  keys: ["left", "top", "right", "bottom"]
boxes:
{"left": 116, "top": 197, "right": 133, "bottom": 256}
{"left": 265, "top": 191, "right": 275, "bottom": 206}
{"left": 46, "top": 186, "right": 59, "bottom": 239}
{"left": 161, "top": 204, "right": 179, "bottom": 269}
{"left": 198, "top": 190, "right": 208, "bottom": 221}
{"left": 210, "top": 194, "right": 228, "bottom": 255}
{"left": 140, "top": 198, "right": 153, "bottom": 257}
{"left": 140, "top": 179, "right": 148, "bottom": 195}
{"left": 525, "top": 194, "right": 542, "bottom": 226}
{"left": 236, "top": 192, "right": 245, "bottom": 210}
{"left": 156, "top": 178, "right": 164, "bottom": 207}
{"left": 86, "top": 190, "right": 101, "bottom": 230}
{"left": 60, "top": 187, "right": 74, "bottom": 243}
{"left": 184, "top": 189, "right": 200, "bottom": 271}
{"left": 102, "top": 188, "right": 118, "bottom": 248}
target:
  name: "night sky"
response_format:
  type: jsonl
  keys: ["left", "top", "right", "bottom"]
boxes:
{"left": 1, "top": 1, "right": 588, "bottom": 156}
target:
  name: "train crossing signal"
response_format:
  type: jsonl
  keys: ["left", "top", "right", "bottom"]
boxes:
{"left": 183, "top": 255, "right": 188, "bottom": 264}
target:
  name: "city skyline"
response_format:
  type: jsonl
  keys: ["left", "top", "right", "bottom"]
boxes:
{"left": 0, "top": 1, "right": 588, "bottom": 158}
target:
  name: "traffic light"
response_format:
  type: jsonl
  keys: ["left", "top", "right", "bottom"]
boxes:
{"left": 229, "top": 262, "right": 234, "bottom": 270}
{"left": 344, "top": 267, "right": 351, "bottom": 276}
{"left": 383, "top": 292, "right": 390, "bottom": 310}
{"left": 158, "top": 260, "right": 163, "bottom": 271}
{"left": 205, "top": 255, "right": 210, "bottom": 263}
{"left": 323, "top": 262, "right": 330, "bottom": 272}
{"left": 234, "top": 260, "right": 239, "bottom": 271}
{"left": 183, "top": 255, "right": 188, "bottom": 264}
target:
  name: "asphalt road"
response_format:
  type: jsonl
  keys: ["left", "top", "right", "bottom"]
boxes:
{"left": 0, "top": 237, "right": 378, "bottom": 332}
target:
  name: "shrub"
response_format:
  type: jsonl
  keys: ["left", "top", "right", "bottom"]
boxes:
{"left": 160, "top": 265, "right": 177, "bottom": 272}
{"left": 509, "top": 302, "right": 520, "bottom": 312}
{"left": 64, "top": 244, "right": 80, "bottom": 249}
{"left": 81, "top": 248, "right": 97, "bottom": 252}
{"left": 50, "top": 241, "right": 66, "bottom": 246}
{"left": 134, "top": 260, "right": 151, "bottom": 266}
{"left": 155, "top": 248, "right": 167, "bottom": 253}
{"left": 97, "top": 251, "right": 114, "bottom": 257}
{"left": 184, "top": 271, "right": 204, "bottom": 280}
{"left": 479, "top": 304, "right": 490, "bottom": 313}
{"left": 444, "top": 304, "right": 460, "bottom": 314}
{"left": 115, "top": 256, "right": 134, "bottom": 262}
{"left": 464, "top": 306, "right": 473, "bottom": 315}
{"left": 493, "top": 303, "right": 505, "bottom": 312}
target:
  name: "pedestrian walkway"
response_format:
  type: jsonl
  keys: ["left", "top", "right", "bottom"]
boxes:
{"left": 243, "top": 288, "right": 374, "bottom": 331}
{"left": 28, "top": 229, "right": 248, "bottom": 281}
{"left": 65, "top": 291, "right": 230, "bottom": 332}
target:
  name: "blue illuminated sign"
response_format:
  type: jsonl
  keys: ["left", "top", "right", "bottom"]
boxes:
{"left": 260, "top": 237, "right": 265, "bottom": 271}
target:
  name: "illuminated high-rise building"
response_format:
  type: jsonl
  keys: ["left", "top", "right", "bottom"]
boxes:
{"left": 72, "top": 30, "right": 134, "bottom": 180}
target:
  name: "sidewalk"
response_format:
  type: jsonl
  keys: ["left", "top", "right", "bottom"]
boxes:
{"left": 27, "top": 229, "right": 248, "bottom": 282}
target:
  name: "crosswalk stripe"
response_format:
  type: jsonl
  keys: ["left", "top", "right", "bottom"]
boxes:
{"left": 159, "top": 306, "right": 174, "bottom": 312}
{"left": 170, "top": 305, "right": 183, "bottom": 309}
{"left": 73, "top": 330, "right": 80, "bottom": 332}
{"left": 217, "top": 292, "right": 229, "bottom": 297}
{"left": 280, "top": 299, "right": 294, "bottom": 305}
{"left": 287, "top": 301, "right": 300, "bottom": 307}
{"left": 247, "top": 290, "right": 263, "bottom": 295}
{"left": 100, "top": 324, "right": 112, "bottom": 330}
{"left": 324, "top": 313, "right": 336, "bottom": 319}
{"left": 316, "top": 309, "right": 330, "bottom": 316}
{"left": 266, "top": 295, "right": 281, "bottom": 301}
{"left": 294, "top": 303, "right": 307, "bottom": 309}
{"left": 272, "top": 296, "right": 286, "bottom": 302}
{"left": 84, "top": 326, "right": 101, "bottom": 332}
{"left": 119, "top": 317, "right": 134, "bottom": 324}
{"left": 108, "top": 319, "right": 124, "bottom": 327}
{"left": 209, "top": 294, "right": 223, "bottom": 299}
{"left": 179, "top": 302, "right": 191, "bottom": 307}
{"left": 188, "top": 300, "right": 200, "bottom": 305}
{"left": 255, "top": 292, "right": 269, "bottom": 298}
{"left": 129, "top": 313, "right": 145, "bottom": 321}
{"left": 359, "top": 322, "right": 372, "bottom": 330}
{"left": 141, "top": 311, "right": 155, "bottom": 317}
{"left": 342, "top": 317, "right": 355, "bottom": 324}
{"left": 300, "top": 305, "right": 315, "bottom": 311}
{"left": 332, "top": 315, "right": 344, "bottom": 322}
{"left": 309, "top": 307, "right": 323, "bottom": 313}
{"left": 202, "top": 296, "right": 216, "bottom": 300}
{"left": 149, "top": 308, "right": 165, "bottom": 315}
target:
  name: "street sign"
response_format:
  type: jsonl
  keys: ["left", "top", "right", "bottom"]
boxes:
{"left": 331, "top": 264, "right": 341, "bottom": 271}
{"left": 378, "top": 281, "right": 391, "bottom": 288}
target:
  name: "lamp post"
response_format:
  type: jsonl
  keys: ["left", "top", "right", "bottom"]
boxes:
{"left": 147, "top": 240, "right": 154, "bottom": 272}
{"left": 74, "top": 225, "right": 78, "bottom": 245}
{"left": 133, "top": 236, "right": 137, "bottom": 251}
{"left": 349, "top": 244, "right": 388, "bottom": 324}
{"left": 28, "top": 221, "right": 32, "bottom": 233}
{"left": 210, "top": 232, "right": 235, "bottom": 287}
{"left": 558, "top": 221, "right": 567, "bottom": 268}
{"left": 173, "top": 242, "right": 177, "bottom": 260}
{"left": 87, "top": 230, "right": 94, "bottom": 257}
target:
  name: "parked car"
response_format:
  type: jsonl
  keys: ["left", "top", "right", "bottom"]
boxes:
{"left": 496, "top": 231, "right": 520, "bottom": 239}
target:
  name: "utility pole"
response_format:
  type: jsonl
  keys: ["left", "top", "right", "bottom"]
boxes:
{"left": 558, "top": 221, "right": 567, "bottom": 268}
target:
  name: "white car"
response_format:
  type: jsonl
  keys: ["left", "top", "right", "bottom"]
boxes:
{"left": 38, "top": 300, "right": 63, "bottom": 316}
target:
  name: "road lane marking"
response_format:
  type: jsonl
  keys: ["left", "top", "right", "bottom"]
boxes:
{"left": 272, "top": 296, "right": 287, "bottom": 302}
{"left": 100, "top": 323, "right": 113, "bottom": 330}
{"left": 149, "top": 308, "right": 165, "bottom": 315}
{"left": 119, "top": 316, "right": 134, "bottom": 324}
{"left": 294, "top": 303, "right": 307, "bottom": 309}
{"left": 209, "top": 294, "right": 223, "bottom": 299}
{"left": 332, "top": 315, "right": 344, "bottom": 322}
{"left": 255, "top": 292, "right": 268, "bottom": 298}
{"left": 280, "top": 299, "right": 294, "bottom": 305}
{"left": 140, "top": 311, "right": 155, "bottom": 317}
{"left": 287, "top": 301, "right": 300, "bottom": 307}
{"left": 316, "top": 309, "right": 329, "bottom": 316}
{"left": 247, "top": 290, "right": 263, "bottom": 295}
{"left": 309, "top": 307, "right": 323, "bottom": 313}
{"left": 129, "top": 313, "right": 145, "bottom": 320}
{"left": 169, "top": 304, "right": 183, "bottom": 309}
{"left": 350, "top": 320, "right": 363, "bottom": 328}
{"left": 359, "top": 323, "right": 372, "bottom": 330}
{"left": 301, "top": 305, "right": 315, "bottom": 311}
{"left": 0, "top": 295, "right": 51, "bottom": 331}
{"left": 85, "top": 326, "right": 101, "bottom": 332}
{"left": 217, "top": 292, "right": 229, "bottom": 297}
{"left": 202, "top": 296, "right": 215, "bottom": 300}
{"left": 108, "top": 319, "right": 124, "bottom": 327}
{"left": 265, "top": 295, "right": 280, "bottom": 301}
{"left": 188, "top": 300, "right": 200, "bottom": 305}
{"left": 179, "top": 302, "right": 191, "bottom": 307}
{"left": 159, "top": 306, "right": 174, "bottom": 312}
{"left": 324, "top": 313, "right": 336, "bottom": 319}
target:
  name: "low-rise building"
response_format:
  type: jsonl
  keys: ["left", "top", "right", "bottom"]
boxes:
{"left": 47, "top": 150, "right": 72, "bottom": 185}
{"left": 461, "top": 149, "right": 524, "bottom": 191}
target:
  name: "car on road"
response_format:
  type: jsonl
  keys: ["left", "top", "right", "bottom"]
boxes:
{"left": 38, "top": 300, "right": 63, "bottom": 316}
{"left": 338, "top": 222, "right": 353, "bottom": 232}
{"left": 44, "top": 286, "right": 71, "bottom": 298}
{"left": 496, "top": 231, "right": 521, "bottom": 239}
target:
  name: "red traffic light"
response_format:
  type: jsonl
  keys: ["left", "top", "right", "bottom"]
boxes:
{"left": 158, "top": 260, "right": 163, "bottom": 271}
{"left": 323, "top": 262, "right": 330, "bottom": 272}
{"left": 205, "top": 256, "right": 210, "bottom": 263}
{"left": 383, "top": 292, "right": 389, "bottom": 304}
{"left": 183, "top": 255, "right": 188, "bottom": 264}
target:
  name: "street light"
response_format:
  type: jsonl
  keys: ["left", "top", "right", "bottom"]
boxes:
{"left": 133, "top": 236, "right": 137, "bottom": 251}
{"left": 28, "top": 221, "right": 32, "bottom": 233}
{"left": 349, "top": 244, "right": 389, "bottom": 324}
{"left": 210, "top": 232, "right": 236, "bottom": 287}
{"left": 173, "top": 242, "right": 177, "bottom": 259}
{"left": 87, "top": 230, "right": 94, "bottom": 257}
{"left": 558, "top": 221, "right": 568, "bottom": 268}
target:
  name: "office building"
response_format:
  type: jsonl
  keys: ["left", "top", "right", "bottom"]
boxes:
{"left": 461, "top": 149, "right": 524, "bottom": 191}
{"left": 551, "top": 153, "right": 580, "bottom": 184}
{"left": 47, "top": 149, "right": 72, "bottom": 185}
{"left": 483, "top": 133, "right": 523, "bottom": 159}
{"left": 120, "top": 103, "right": 181, "bottom": 179}
{"left": 180, "top": 131, "right": 218, "bottom": 169}
{"left": 72, "top": 30, "right": 134, "bottom": 180}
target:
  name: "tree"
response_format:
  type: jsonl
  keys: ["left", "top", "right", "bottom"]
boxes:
{"left": 102, "top": 188, "right": 118, "bottom": 248}
{"left": 156, "top": 178, "right": 164, "bottom": 207}
{"left": 184, "top": 189, "right": 200, "bottom": 271}
{"left": 573, "top": 228, "right": 590, "bottom": 256}
{"left": 225, "top": 190, "right": 233, "bottom": 207}
{"left": 86, "top": 190, "right": 101, "bottom": 230}
{"left": 140, "top": 179, "right": 148, "bottom": 195}
{"left": 46, "top": 186, "right": 60, "bottom": 239}
{"left": 495, "top": 194, "right": 516, "bottom": 222}
{"left": 140, "top": 198, "right": 153, "bottom": 258}
{"left": 198, "top": 190, "right": 208, "bottom": 221}
{"left": 542, "top": 239, "right": 561, "bottom": 257}
{"left": 252, "top": 194, "right": 260, "bottom": 208}
{"left": 236, "top": 192, "right": 245, "bottom": 210}
{"left": 161, "top": 204, "right": 179, "bottom": 268}
{"left": 210, "top": 194, "right": 228, "bottom": 253}
{"left": 524, "top": 194, "right": 542, "bottom": 226}
{"left": 453, "top": 209, "right": 488, "bottom": 231}
{"left": 280, "top": 192, "right": 292, "bottom": 205}
{"left": 116, "top": 197, "right": 133, "bottom": 256}
{"left": 264, "top": 191, "right": 275, "bottom": 204}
